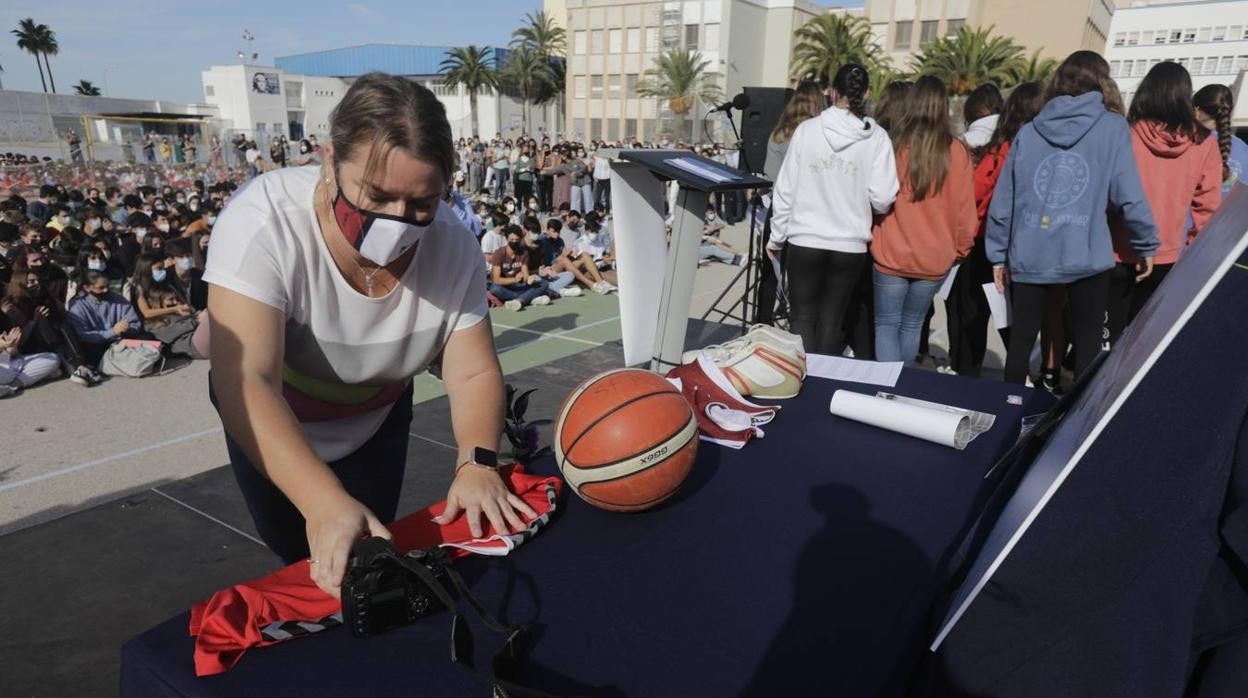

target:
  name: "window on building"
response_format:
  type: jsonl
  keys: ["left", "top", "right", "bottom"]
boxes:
{"left": 609, "top": 29, "right": 623, "bottom": 53}
{"left": 1141, "top": 30, "right": 1154, "bottom": 44}
{"left": 1109, "top": 60, "right": 1120, "bottom": 77}
{"left": 920, "top": 20, "right": 939, "bottom": 45}
{"left": 1219, "top": 55, "right": 1234, "bottom": 73}
{"left": 1126, "top": 31, "right": 1139, "bottom": 46}
{"left": 1197, "top": 27, "right": 1211, "bottom": 42}
{"left": 1237, "top": 55, "right": 1248, "bottom": 72}
{"left": 607, "top": 75, "right": 621, "bottom": 98}
{"left": 574, "top": 31, "right": 587, "bottom": 55}
{"left": 1154, "top": 30, "right": 1166, "bottom": 44}
{"left": 705, "top": 23, "right": 720, "bottom": 49}
{"left": 1113, "top": 32, "right": 1125, "bottom": 47}
{"left": 273, "top": 123, "right": 283, "bottom": 133}
{"left": 895, "top": 21, "right": 913, "bottom": 50}
{"left": 591, "top": 30, "right": 605, "bottom": 53}
{"left": 590, "top": 75, "right": 603, "bottom": 98}
{"left": 1182, "top": 28, "right": 1196, "bottom": 43}
{"left": 645, "top": 27, "right": 660, "bottom": 52}
{"left": 626, "top": 27, "right": 641, "bottom": 53}
{"left": 625, "top": 73, "right": 639, "bottom": 95}
{"left": 594, "top": 119, "right": 604, "bottom": 141}
{"left": 204, "top": 85, "right": 215, "bottom": 97}
{"left": 1212, "top": 26, "right": 1227, "bottom": 41}
{"left": 1134, "top": 60, "right": 1147, "bottom": 77}
{"left": 685, "top": 24, "right": 699, "bottom": 49}
{"left": 574, "top": 76, "right": 587, "bottom": 98}
{"left": 1170, "top": 29, "right": 1183, "bottom": 43}
{"left": 1191, "top": 57, "right": 1204, "bottom": 74}
{"left": 625, "top": 118, "right": 637, "bottom": 139}
{"left": 607, "top": 119, "right": 620, "bottom": 141}
{"left": 946, "top": 18, "right": 965, "bottom": 36}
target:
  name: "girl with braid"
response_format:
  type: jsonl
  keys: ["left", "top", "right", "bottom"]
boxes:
{"left": 1193, "top": 84, "right": 1248, "bottom": 196}
{"left": 767, "top": 63, "right": 899, "bottom": 355}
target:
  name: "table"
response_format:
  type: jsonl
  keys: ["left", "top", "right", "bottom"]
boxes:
{"left": 121, "top": 369, "right": 1053, "bottom": 697}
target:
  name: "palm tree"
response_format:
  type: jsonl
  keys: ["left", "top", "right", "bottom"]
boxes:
{"left": 790, "top": 14, "right": 886, "bottom": 88}
{"left": 911, "top": 26, "right": 1025, "bottom": 96}
{"left": 12, "top": 18, "right": 47, "bottom": 93}
{"left": 511, "top": 10, "right": 566, "bottom": 58}
{"left": 73, "top": 79, "right": 101, "bottom": 96}
{"left": 512, "top": 10, "right": 567, "bottom": 134}
{"left": 1009, "top": 49, "right": 1059, "bottom": 87}
{"left": 439, "top": 45, "right": 499, "bottom": 138}
{"left": 636, "top": 49, "right": 722, "bottom": 141}
{"left": 38, "top": 23, "right": 58, "bottom": 93}
{"left": 499, "top": 46, "right": 548, "bottom": 134}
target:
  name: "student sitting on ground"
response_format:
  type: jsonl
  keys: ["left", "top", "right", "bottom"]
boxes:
{"left": 490, "top": 226, "right": 555, "bottom": 311}
{"left": 479, "top": 210, "right": 509, "bottom": 260}
{"left": 541, "top": 218, "right": 615, "bottom": 294}
{"left": 65, "top": 271, "right": 144, "bottom": 368}
{"left": 574, "top": 218, "right": 615, "bottom": 271}
{"left": 523, "top": 216, "right": 581, "bottom": 297}
{"left": 0, "top": 324, "right": 61, "bottom": 398}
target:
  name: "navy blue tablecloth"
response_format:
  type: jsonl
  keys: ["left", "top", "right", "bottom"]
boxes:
{"left": 120, "top": 369, "right": 1053, "bottom": 697}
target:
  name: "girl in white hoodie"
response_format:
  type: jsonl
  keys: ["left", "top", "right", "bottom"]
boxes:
{"left": 768, "top": 63, "right": 900, "bottom": 354}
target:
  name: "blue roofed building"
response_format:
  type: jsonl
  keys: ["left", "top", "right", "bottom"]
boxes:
{"left": 201, "top": 43, "right": 563, "bottom": 147}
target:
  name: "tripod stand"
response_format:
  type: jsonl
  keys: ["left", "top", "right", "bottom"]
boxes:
{"left": 701, "top": 190, "right": 771, "bottom": 331}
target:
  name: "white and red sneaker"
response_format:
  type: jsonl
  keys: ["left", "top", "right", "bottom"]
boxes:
{"left": 681, "top": 325, "right": 806, "bottom": 399}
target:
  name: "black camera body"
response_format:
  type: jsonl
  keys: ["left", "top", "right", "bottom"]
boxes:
{"left": 341, "top": 537, "right": 449, "bottom": 637}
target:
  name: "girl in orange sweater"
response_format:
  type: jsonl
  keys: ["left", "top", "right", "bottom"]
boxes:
{"left": 870, "top": 76, "right": 977, "bottom": 364}
{"left": 1106, "top": 61, "right": 1222, "bottom": 345}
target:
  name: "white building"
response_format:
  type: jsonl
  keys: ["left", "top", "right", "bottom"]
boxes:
{"left": 201, "top": 44, "right": 563, "bottom": 147}
{"left": 1103, "top": 0, "right": 1248, "bottom": 127}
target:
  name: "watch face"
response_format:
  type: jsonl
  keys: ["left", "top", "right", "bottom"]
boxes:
{"left": 473, "top": 447, "right": 499, "bottom": 469}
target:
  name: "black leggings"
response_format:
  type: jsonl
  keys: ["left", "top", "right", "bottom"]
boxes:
{"left": 1105, "top": 262, "right": 1173, "bottom": 347}
{"left": 784, "top": 245, "right": 867, "bottom": 355}
{"left": 515, "top": 178, "right": 534, "bottom": 206}
{"left": 1005, "top": 271, "right": 1109, "bottom": 384}
{"left": 538, "top": 175, "right": 555, "bottom": 212}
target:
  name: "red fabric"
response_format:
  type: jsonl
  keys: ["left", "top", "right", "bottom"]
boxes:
{"left": 1111, "top": 120, "right": 1223, "bottom": 265}
{"left": 973, "top": 141, "right": 1011, "bottom": 239}
{"left": 188, "top": 466, "right": 562, "bottom": 676}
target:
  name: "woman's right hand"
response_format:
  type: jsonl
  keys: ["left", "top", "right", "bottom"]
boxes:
{"left": 305, "top": 490, "right": 392, "bottom": 598}
{"left": 993, "top": 265, "right": 1009, "bottom": 294}
{"left": 765, "top": 246, "right": 780, "bottom": 262}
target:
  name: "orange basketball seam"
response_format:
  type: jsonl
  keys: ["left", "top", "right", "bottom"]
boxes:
{"left": 565, "top": 414, "right": 698, "bottom": 484}
{"left": 561, "top": 389, "right": 682, "bottom": 464}
{"left": 564, "top": 409, "right": 696, "bottom": 472}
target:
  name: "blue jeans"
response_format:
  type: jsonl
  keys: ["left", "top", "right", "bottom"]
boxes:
{"left": 873, "top": 269, "right": 941, "bottom": 364}
{"left": 544, "top": 271, "right": 574, "bottom": 293}
{"left": 570, "top": 184, "right": 592, "bottom": 214}
{"left": 490, "top": 280, "right": 550, "bottom": 305}
{"left": 700, "top": 245, "right": 735, "bottom": 264}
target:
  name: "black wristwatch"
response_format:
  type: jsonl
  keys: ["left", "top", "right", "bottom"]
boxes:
{"left": 464, "top": 447, "right": 499, "bottom": 471}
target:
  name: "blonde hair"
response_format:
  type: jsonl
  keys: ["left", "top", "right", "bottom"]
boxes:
{"left": 771, "top": 81, "right": 827, "bottom": 143}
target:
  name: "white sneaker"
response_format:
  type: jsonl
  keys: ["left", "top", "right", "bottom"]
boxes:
{"left": 70, "top": 366, "right": 93, "bottom": 386}
{"left": 602, "top": 282, "right": 618, "bottom": 294}
{"left": 700, "top": 337, "right": 806, "bottom": 399}
{"left": 558, "top": 286, "right": 583, "bottom": 298}
{"left": 531, "top": 295, "right": 551, "bottom": 306}
{"left": 682, "top": 325, "right": 806, "bottom": 375}
{"left": 591, "top": 281, "right": 610, "bottom": 295}
{"left": 0, "top": 384, "right": 17, "bottom": 399}
{"left": 504, "top": 299, "right": 523, "bottom": 311}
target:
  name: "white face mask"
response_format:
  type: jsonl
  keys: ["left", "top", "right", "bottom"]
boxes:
{"left": 134, "top": 228, "right": 148, "bottom": 240}
{"left": 156, "top": 221, "right": 170, "bottom": 233}
{"left": 333, "top": 186, "right": 433, "bottom": 267}
{"left": 206, "top": 215, "right": 217, "bottom": 225}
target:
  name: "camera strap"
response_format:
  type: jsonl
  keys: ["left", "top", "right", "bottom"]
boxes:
{"left": 391, "top": 550, "right": 567, "bottom": 698}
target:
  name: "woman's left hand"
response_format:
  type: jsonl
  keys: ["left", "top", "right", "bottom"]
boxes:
{"left": 435, "top": 466, "right": 539, "bottom": 538}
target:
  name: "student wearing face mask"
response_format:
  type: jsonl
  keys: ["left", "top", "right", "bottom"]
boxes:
{"left": 490, "top": 225, "right": 554, "bottom": 311}
{"left": 522, "top": 216, "right": 581, "bottom": 297}
{"left": 129, "top": 252, "right": 193, "bottom": 325}
{"left": 66, "top": 271, "right": 143, "bottom": 369}
{"left": 513, "top": 145, "right": 536, "bottom": 205}
{"left": 165, "top": 238, "right": 208, "bottom": 311}
{"left": 204, "top": 74, "right": 536, "bottom": 591}
{"left": 2, "top": 268, "right": 99, "bottom": 385}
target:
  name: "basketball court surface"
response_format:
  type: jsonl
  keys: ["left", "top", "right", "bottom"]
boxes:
{"left": 0, "top": 220, "right": 1004, "bottom": 695}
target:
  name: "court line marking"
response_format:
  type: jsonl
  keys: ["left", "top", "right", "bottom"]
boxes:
{"left": 492, "top": 322, "right": 604, "bottom": 347}
{"left": 409, "top": 432, "right": 457, "bottom": 452}
{"left": 149, "top": 486, "right": 266, "bottom": 547}
{"left": 0, "top": 427, "right": 224, "bottom": 494}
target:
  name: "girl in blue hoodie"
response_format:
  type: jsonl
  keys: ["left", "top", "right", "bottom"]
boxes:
{"left": 986, "top": 51, "right": 1159, "bottom": 385}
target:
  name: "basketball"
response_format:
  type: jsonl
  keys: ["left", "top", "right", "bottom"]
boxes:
{"left": 555, "top": 368, "right": 699, "bottom": 512}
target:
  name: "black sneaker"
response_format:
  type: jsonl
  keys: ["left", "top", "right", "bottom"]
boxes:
{"left": 70, "top": 366, "right": 93, "bottom": 386}
{"left": 86, "top": 367, "right": 105, "bottom": 385}
{"left": 1038, "top": 369, "right": 1060, "bottom": 393}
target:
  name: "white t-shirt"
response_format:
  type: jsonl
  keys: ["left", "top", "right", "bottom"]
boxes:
{"left": 480, "top": 230, "right": 506, "bottom": 255}
{"left": 204, "top": 167, "right": 487, "bottom": 461}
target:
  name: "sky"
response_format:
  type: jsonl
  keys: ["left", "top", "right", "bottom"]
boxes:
{"left": 1, "top": 0, "right": 859, "bottom": 105}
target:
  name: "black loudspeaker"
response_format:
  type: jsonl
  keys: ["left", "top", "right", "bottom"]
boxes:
{"left": 740, "top": 86, "right": 792, "bottom": 177}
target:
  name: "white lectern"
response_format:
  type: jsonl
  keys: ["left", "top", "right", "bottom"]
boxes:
{"left": 608, "top": 150, "right": 770, "bottom": 372}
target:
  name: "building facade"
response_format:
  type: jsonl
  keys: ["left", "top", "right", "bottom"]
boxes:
{"left": 556, "top": 0, "right": 823, "bottom": 143}
{"left": 201, "top": 44, "right": 563, "bottom": 147}
{"left": 1103, "top": 0, "right": 1248, "bottom": 127}
{"left": 864, "top": 0, "right": 1115, "bottom": 72}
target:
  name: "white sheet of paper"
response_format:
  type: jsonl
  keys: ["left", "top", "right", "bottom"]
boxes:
{"left": 828, "top": 390, "right": 995, "bottom": 450}
{"left": 937, "top": 264, "right": 960, "bottom": 302}
{"left": 982, "top": 282, "right": 1012, "bottom": 329}
{"left": 664, "top": 156, "right": 742, "bottom": 183}
{"left": 806, "top": 354, "right": 903, "bottom": 388}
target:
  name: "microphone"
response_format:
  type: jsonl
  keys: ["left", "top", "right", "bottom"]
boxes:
{"left": 710, "top": 93, "right": 751, "bottom": 113}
